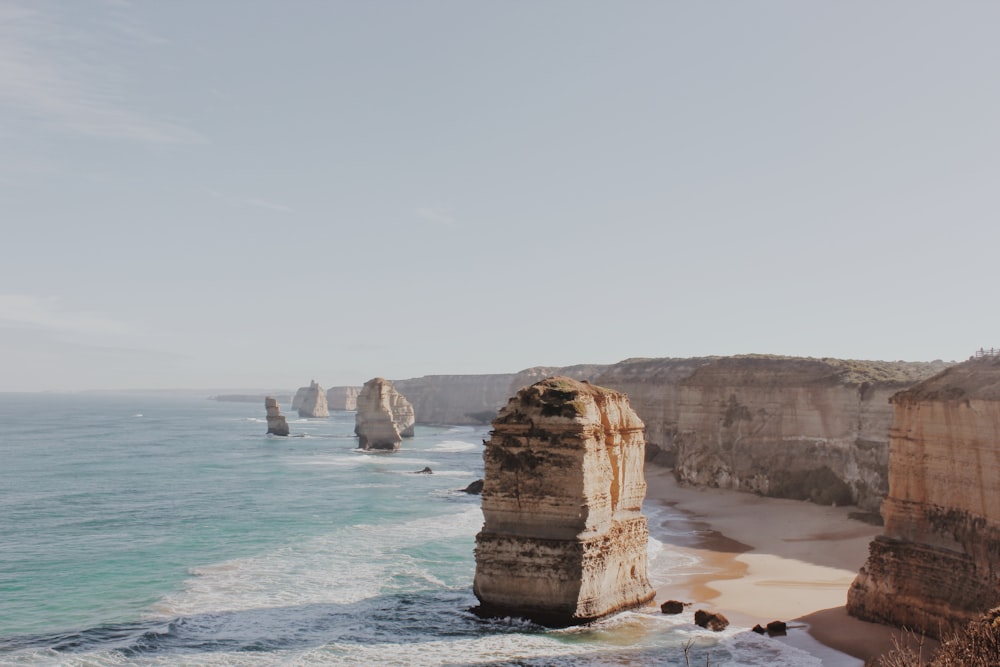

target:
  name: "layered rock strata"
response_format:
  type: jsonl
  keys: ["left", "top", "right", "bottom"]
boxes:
{"left": 264, "top": 396, "right": 289, "bottom": 436}
{"left": 594, "top": 356, "right": 948, "bottom": 511}
{"left": 326, "top": 386, "right": 361, "bottom": 411}
{"left": 354, "top": 378, "right": 416, "bottom": 451}
{"left": 387, "top": 356, "right": 946, "bottom": 510}
{"left": 295, "top": 380, "right": 329, "bottom": 418}
{"left": 473, "top": 377, "right": 655, "bottom": 625}
{"left": 847, "top": 357, "right": 1000, "bottom": 637}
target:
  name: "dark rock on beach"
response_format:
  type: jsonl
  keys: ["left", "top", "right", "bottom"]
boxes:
{"left": 660, "top": 600, "right": 686, "bottom": 614}
{"left": 694, "top": 609, "right": 729, "bottom": 631}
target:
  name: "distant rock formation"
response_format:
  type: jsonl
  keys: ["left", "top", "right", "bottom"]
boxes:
{"left": 291, "top": 386, "right": 307, "bottom": 412}
{"left": 326, "top": 386, "right": 361, "bottom": 411}
{"left": 294, "top": 380, "right": 329, "bottom": 418}
{"left": 393, "top": 365, "right": 608, "bottom": 426}
{"left": 354, "top": 378, "right": 415, "bottom": 451}
{"left": 264, "top": 397, "right": 289, "bottom": 436}
{"left": 473, "top": 377, "right": 655, "bottom": 626}
{"left": 847, "top": 357, "right": 1000, "bottom": 637}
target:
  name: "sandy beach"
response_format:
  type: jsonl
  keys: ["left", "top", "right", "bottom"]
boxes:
{"left": 644, "top": 467, "right": 922, "bottom": 666}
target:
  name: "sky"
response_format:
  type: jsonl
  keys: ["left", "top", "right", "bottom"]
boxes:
{"left": 2, "top": 1, "right": 999, "bottom": 392}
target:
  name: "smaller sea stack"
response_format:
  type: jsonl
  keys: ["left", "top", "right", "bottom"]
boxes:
{"left": 296, "top": 380, "right": 330, "bottom": 418}
{"left": 354, "top": 377, "right": 416, "bottom": 451}
{"left": 264, "top": 397, "right": 289, "bottom": 436}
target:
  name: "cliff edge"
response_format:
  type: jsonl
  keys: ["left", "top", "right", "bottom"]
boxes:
{"left": 847, "top": 357, "right": 1000, "bottom": 637}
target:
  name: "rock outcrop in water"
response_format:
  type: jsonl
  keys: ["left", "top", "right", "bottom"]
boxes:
{"left": 847, "top": 357, "right": 1000, "bottom": 637}
{"left": 295, "top": 380, "right": 329, "bottom": 418}
{"left": 354, "top": 378, "right": 416, "bottom": 451}
{"left": 326, "top": 386, "right": 361, "bottom": 411}
{"left": 473, "top": 377, "right": 655, "bottom": 625}
{"left": 264, "top": 396, "right": 289, "bottom": 436}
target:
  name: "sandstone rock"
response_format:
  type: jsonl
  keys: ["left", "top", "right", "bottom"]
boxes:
{"left": 660, "top": 600, "right": 686, "bottom": 614}
{"left": 694, "top": 609, "right": 729, "bottom": 631}
{"left": 326, "top": 386, "right": 361, "bottom": 411}
{"left": 295, "top": 380, "right": 329, "bottom": 418}
{"left": 847, "top": 357, "right": 1000, "bottom": 638}
{"left": 264, "top": 396, "right": 289, "bottom": 436}
{"left": 596, "top": 356, "right": 948, "bottom": 512}
{"left": 354, "top": 378, "right": 415, "bottom": 451}
{"left": 752, "top": 624, "right": 766, "bottom": 634}
{"left": 473, "top": 377, "right": 655, "bottom": 626}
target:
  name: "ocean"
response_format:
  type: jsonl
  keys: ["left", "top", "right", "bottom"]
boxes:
{"left": 0, "top": 393, "right": 821, "bottom": 666}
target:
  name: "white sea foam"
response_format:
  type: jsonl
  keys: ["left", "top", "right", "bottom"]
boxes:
{"left": 427, "top": 440, "right": 479, "bottom": 453}
{"left": 149, "top": 507, "right": 484, "bottom": 618}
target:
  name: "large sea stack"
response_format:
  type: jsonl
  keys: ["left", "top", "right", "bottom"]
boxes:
{"left": 847, "top": 356, "right": 1000, "bottom": 637}
{"left": 296, "top": 380, "right": 330, "bottom": 418}
{"left": 473, "top": 377, "right": 655, "bottom": 625}
{"left": 264, "top": 396, "right": 289, "bottom": 436}
{"left": 354, "top": 377, "right": 416, "bottom": 451}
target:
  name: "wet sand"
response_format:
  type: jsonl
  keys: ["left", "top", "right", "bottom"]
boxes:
{"left": 644, "top": 467, "right": 927, "bottom": 665}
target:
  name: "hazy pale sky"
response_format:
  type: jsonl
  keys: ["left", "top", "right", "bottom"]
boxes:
{"left": 2, "top": 1, "right": 998, "bottom": 391}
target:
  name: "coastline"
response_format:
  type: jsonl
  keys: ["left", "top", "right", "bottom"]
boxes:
{"left": 644, "top": 467, "right": 916, "bottom": 665}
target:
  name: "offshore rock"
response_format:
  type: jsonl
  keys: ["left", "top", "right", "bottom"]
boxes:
{"left": 473, "top": 377, "right": 655, "bottom": 626}
{"left": 326, "top": 386, "right": 361, "bottom": 411}
{"left": 847, "top": 357, "right": 1000, "bottom": 637}
{"left": 264, "top": 396, "right": 289, "bottom": 436}
{"left": 296, "top": 380, "right": 329, "bottom": 418}
{"left": 355, "top": 378, "right": 415, "bottom": 451}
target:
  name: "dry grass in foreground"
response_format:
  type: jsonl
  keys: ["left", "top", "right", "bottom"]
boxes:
{"left": 870, "top": 608, "right": 1000, "bottom": 666}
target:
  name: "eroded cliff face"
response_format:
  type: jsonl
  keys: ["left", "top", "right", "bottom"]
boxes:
{"left": 595, "top": 357, "right": 947, "bottom": 512}
{"left": 326, "top": 386, "right": 360, "bottom": 411}
{"left": 354, "top": 377, "right": 415, "bottom": 451}
{"left": 473, "top": 377, "right": 655, "bottom": 625}
{"left": 847, "top": 358, "right": 1000, "bottom": 636}
{"left": 296, "top": 380, "right": 329, "bottom": 418}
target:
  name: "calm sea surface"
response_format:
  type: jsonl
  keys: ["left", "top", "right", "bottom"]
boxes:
{"left": 0, "top": 393, "right": 819, "bottom": 666}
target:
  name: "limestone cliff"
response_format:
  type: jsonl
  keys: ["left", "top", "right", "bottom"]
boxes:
{"left": 847, "top": 357, "right": 1000, "bottom": 637}
{"left": 326, "top": 386, "right": 361, "bottom": 411}
{"left": 264, "top": 396, "right": 289, "bottom": 436}
{"left": 595, "top": 356, "right": 947, "bottom": 512}
{"left": 296, "top": 380, "right": 329, "bottom": 418}
{"left": 354, "top": 377, "right": 415, "bottom": 451}
{"left": 393, "top": 365, "right": 609, "bottom": 425}
{"left": 386, "top": 356, "right": 945, "bottom": 510}
{"left": 473, "top": 377, "right": 655, "bottom": 625}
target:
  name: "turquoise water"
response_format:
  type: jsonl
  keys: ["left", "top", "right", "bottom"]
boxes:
{"left": 0, "top": 394, "right": 819, "bottom": 666}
